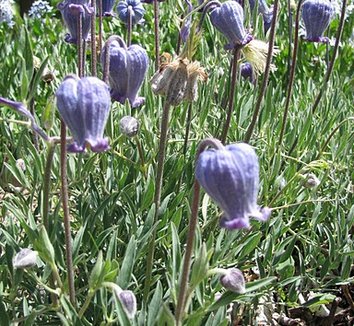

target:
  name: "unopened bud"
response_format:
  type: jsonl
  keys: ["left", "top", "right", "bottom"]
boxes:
{"left": 220, "top": 268, "right": 246, "bottom": 294}
{"left": 118, "top": 290, "right": 137, "bottom": 319}
{"left": 302, "top": 173, "right": 320, "bottom": 188}
{"left": 13, "top": 248, "right": 37, "bottom": 269}
{"left": 119, "top": 116, "right": 139, "bottom": 137}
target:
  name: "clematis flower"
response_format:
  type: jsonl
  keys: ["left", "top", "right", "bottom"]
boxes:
{"left": 195, "top": 142, "right": 270, "bottom": 229}
{"left": 117, "top": 0, "right": 145, "bottom": 24}
{"left": 56, "top": 75, "right": 111, "bottom": 153}
{"left": 58, "top": 0, "right": 94, "bottom": 44}
{"left": 180, "top": 0, "right": 193, "bottom": 43}
{"left": 302, "top": 0, "right": 334, "bottom": 43}
{"left": 101, "top": 36, "right": 149, "bottom": 107}
{"left": 247, "top": 0, "right": 274, "bottom": 33}
{"left": 210, "top": 0, "right": 253, "bottom": 49}
{"left": 96, "top": 0, "right": 115, "bottom": 16}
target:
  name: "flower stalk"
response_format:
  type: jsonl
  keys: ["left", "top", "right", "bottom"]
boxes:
{"left": 91, "top": 0, "right": 97, "bottom": 76}
{"left": 153, "top": 0, "right": 160, "bottom": 70}
{"left": 244, "top": 0, "right": 278, "bottom": 143}
{"left": 278, "top": 0, "right": 303, "bottom": 148}
{"left": 60, "top": 120, "right": 76, "bottom": 305}
{"left": 175, "top": 138, "right": 224, "bottom": 326}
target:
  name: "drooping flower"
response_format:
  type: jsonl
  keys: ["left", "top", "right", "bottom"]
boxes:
{"left": 96, "top": 0, "right": 115, "bottom": 16}
{"left": 301, "top": 0, "right": 334, "bottom": 43}
{"left": 119, "top": 116, "right": 140, "bottom": 137}
{"left": 13, "top": 249, "right": 37, "bottom": 269}
{"left": 210, "top": 0, "right": 253, "bottom": 49}
{"left": 0, "top": 0, "right": 14, "bottom": 27}
{"left": 247, "top": 0, "right": 274, "bottom": 33}
{"left": 220, "top": 268, "right": 246, "bottom": 293}
{"left": 117, "top": 0, "right": 145, "bottom": 25}
{"left": 57, "top": 0, "right": 94, "bottom": 44}
{"left": 101, "top": 36, "right": 149, "bottom": 107}
{"left": 195, "top": 142, "right": 270, "bottom": 229}
{"left": 151, "top": 55, "right": 207, "bottom": 106}
{"left": 28, "top": 0, "right": 53, "bottom": 19}
{"left": 56, "top": 75, "right": 111, "bottom": 153}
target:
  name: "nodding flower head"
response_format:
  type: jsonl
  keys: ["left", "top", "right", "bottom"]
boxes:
{"left": 247, "top": 0, "right": 274, "bottom": 34}
{"left": 210, "top": 0, "right": 253, "bottom": 49}
{"left": 302, "top": 0, "right": 334, "bottom": 43}
{"left": 96, "top": 0, "right": 115, "bottom": 16}
{"left": 101, "top": 36, "right": 149, "bottom": 108}
{"left": 58, "top": 0, "right": 94, "bottom": 44}
{"left": 196, "top": 142, "right": 270, "bottom": 230}
{"left": 117, "top": 0, "right": 145, "bottom": 24}
{"left": 56, "top": 75, "right": 111, "bottom": 153}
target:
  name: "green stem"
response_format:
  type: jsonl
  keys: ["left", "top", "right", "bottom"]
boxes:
{"left": 43, "top": 143, "right": 55, "bottom": 231}
{"left": 143, "top": 101, "right": 171, "bottom": 302}
{"left": 135, "top": 136, "right": 146, "bottom": 177}
{"left": 60, "top": 121, "right": 76, "bottom": 306}
{"left": 79, "top": 290, "right": 96, "bottom": 318}
{"left": 244, "top": 0, "right": 278, "bottom": 143}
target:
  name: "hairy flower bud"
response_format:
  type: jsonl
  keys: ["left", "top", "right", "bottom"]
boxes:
{"left": 210, "top": 1, "right": 252, "bottom": 49}
{"left": 13, "top": 249, "right": 37, "bottom": 269}
{"left": 118, "top": 290, "right": 137, "bottom": 319}
{"left": 302, "top": 173, "right": 320, "bottom": 188}
{"left": 220, "top": 268, "right": 246, "bottom": 293}
{"left": 101, "top": 36, "right": 149, "bottom": 107}
{"left": 302, "top": 0, "right": 334, "bottom": 43}
{"left": 56, "top": 75, "right": 111, "bottom": 153}
{"left": 240, "top": 62, "right": 255, "bottom": 83}
{"left": 151, "top": 56, "right": 207, "bottom": 106}
{"left": 196, "top": 142, "right": 270, "bottom": 229}
{"left": 119, "top": 116, "right": 139, "bottom": 137}
{"left": 117, "top": 0, "right": 145, "bottom": 24}
{"left": 58, "top": 0, "right": 94, "bottom": 44}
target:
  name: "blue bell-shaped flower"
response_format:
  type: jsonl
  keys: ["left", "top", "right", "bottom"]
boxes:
{"left": 58, "top": 0, "right": 94, "bottom": 44}
{"left": 196, "top": 142, "right": 270, "bottom": 229}
{"left": 240, "top": 62, "right": 255, "bottom": 83}
{"left": 210, "top": 0, "right": 253, "bottom": 49}
{"left": 96, "top": 0, "right": 115, "bottom": 16}
{"left": 56, "top": 75, "right": 111, "bottom": 153}
{"left": 302, "top": 0, "right": 334, "bottom": 43}
{"left": 101, "top": 36, "right": 149, "bottom": 108}
{"left": 117, "top": 0, "right": 145, "bottom": 24}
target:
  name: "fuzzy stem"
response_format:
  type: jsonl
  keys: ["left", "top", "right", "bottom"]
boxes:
{"left": 244, "top": 0, "right": 278, "bottom": 143}
{"left": 77, "top": 11, "right": 83, "bottom": 78}
{"left": 278, "top": 0, "right": 302, "bottom": 148}
{"left": 287, "top": 0, "right": 293, "bottom": 81}
{"left": 220, "top": 47, "right": 241, "bottom": 144}
{"left": 60, "top": 121, "right": 76, "bottom": 306}
{"left": 153, "top": 0, "right": 160, "bottom": 70}
{"left": 175, "top": 138, "right": 223, "bottom": 325}
{"left": 127, "top": 6, "right": 133, "bottom": 47}
{"left": 91, "top": 0, "right": 97, "bottom": 76}
{"left": 98, "top": 0, "right": 103, "bottom": 54}
{"left": 143, "top": 101, "right": 171, "bottom": 302}
{"left": 311, "top": 0, "right": 347, "bottom": 114}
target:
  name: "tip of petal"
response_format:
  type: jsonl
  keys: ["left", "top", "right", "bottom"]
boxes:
{"left": 67, "top": 142, "right": 86, "bottom": 153}
{"left": 89, "top": 138, "right": 110, "bottom": 152}
{"left": 220, "top": 215, "right": 250, "bottom": 230}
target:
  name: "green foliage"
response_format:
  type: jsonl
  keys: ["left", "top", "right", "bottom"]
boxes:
{"left": 0, "top": 0, "right": 353, "bottom": 325}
